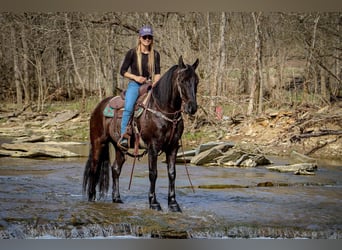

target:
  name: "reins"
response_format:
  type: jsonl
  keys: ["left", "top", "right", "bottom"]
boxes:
{"left": 145, "top": 106, "right": 182, "bottom": 145}
{"left": 180, "top": 137, "right": 195, "bottom": 193}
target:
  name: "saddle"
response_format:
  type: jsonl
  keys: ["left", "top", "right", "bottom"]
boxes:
{"left": 103, "top": 82, "right": 152, "bottom": 150}
{"left": 108, "top": 82, "right": 152, "bottom": 111}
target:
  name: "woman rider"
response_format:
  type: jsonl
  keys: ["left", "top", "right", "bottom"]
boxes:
{"left": 118, "top": 25, "right": 161, "bottom": 149}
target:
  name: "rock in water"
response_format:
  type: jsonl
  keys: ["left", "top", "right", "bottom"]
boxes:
{"left": 266, "top": 163, "right": 317, "bottom": 175}
{"left": 190, "top": 147, "right": 223, "bottom": 165}
{"left": 1, "top": 142, "right": 79, "bottom": 158}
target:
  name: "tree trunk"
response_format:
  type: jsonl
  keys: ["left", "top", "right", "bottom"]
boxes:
{"left": 10, "top": 25, "right": 22, "bottom": 107}
{"left": 247, "top": 12, "right": 263, "bottom": 116}
{"left": 303, "top": 15, "right": 320, "bottom": 102}
{"left": 34, "top": 53, "right": 44, "bottom": 112}
{"left": 320, "top": 65, "right": 329, "bottom": 104}
{"left": 216, "top": 12, "right": 227, "bottom": 96}
{"left": 332, "top": 14, "right": 341, "bottom": 98}
{"left": 206, "top": 12, "right": 216, "bottom": 115}
{"left": 276, "top": 48, "right": 286, "bottom": 100}
{"left": 104, "top": 26, "right": 114, "bottom": 97}
{"left": 239, "top": 58, "right": 249, "bottom": 94}
{"left": 206, "top": 12, "right": 212, "bottom": 96}
{"left": 20, "top": 23, "right": 30, "bottom": 105}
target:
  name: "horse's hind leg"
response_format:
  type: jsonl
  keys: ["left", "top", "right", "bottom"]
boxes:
{"left": 111, "top": 147, "right": 126, "bottom": 203}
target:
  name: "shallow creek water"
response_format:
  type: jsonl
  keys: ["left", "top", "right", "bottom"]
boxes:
{"left": 0, "top": 145, "right": 341, "bottom": 239}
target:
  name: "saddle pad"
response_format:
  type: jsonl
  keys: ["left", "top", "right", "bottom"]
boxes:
{"left": 103, "top": 105, "right": 114, "bottom": 117}
{"left": 103, "top": 105, "right": 144, "bottom": 119}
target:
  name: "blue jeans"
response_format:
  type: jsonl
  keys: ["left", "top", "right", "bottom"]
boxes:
{"left": 121, "top": 81, "right": 140, "bottom": 135}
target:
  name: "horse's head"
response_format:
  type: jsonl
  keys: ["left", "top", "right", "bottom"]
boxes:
{"left": 176, "top": 56, "right": 200, "bottom": 115}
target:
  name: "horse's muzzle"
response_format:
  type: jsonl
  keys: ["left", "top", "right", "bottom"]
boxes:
{"left": 184, "top": 101, "right": 197, "bottom": 115}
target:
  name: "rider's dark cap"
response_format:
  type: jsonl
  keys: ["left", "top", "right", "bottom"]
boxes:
{"left": 139, "top": 25, "right": 153, "bottom": 37}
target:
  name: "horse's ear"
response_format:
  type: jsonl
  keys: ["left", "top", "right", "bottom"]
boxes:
{"left": 178, "top": 56, "right": 186, "bottom": 69}
{"left": 192, "top": 58, "right": 199, "bottom": 70}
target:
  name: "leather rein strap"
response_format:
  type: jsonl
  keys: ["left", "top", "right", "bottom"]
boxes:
{"left": 144, "top": 106, "right": 182, "bottom": 145}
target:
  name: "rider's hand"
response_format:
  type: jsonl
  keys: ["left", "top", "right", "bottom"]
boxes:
{"left": 135, "top": 76, "right": 147, "bottom": 84}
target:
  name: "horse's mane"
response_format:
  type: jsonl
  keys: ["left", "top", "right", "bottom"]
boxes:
{"left": 152, "top": 64, "right": 178, "bottom": 103}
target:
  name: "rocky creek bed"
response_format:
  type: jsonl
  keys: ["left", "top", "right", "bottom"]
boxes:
{"left": 0, "top": 150, "right": 341, "bottom": 239}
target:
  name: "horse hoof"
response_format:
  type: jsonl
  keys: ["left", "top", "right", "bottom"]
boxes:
{"left": 88, "top": 194, "right": 96, "bottom": 202}
{"left": 150, "top": 203, "right": 162, "bottom": 211}
{"left": 169, "top": 203, "right": 182, "bottom": 213}
{"left": 113, "top": 198, "right": 123, "bottom": 204}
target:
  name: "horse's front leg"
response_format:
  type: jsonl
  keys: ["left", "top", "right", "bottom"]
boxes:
{"left": 166, "top": 148, "right": 182, "bottom": 212}
{"left": 148, "top": 148, "right": 162, "bottom": 211}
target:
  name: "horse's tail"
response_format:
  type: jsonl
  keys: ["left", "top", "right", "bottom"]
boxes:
{"left": 82, "top": 149, "right": 92, "bottom": 196}
{"left": 82, "top": 144, "right": 110, "bottom": 200}
{"left": 98, "top": 143, "right": 110, "bottom": 199}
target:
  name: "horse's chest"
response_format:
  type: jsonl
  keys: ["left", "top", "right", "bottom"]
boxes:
{"left": 139, "top": 118, "right": 183, "bottom": 143}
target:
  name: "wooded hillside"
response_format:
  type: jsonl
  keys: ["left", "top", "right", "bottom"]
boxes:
{"left": 0, "top": 12, "right": 341, "bottom": 115}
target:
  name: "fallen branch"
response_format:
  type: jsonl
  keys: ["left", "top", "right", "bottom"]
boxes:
{"left": 290, "top": 129, "right": 342, "bottom": 142}
{"left": 0, "top": 103, "right": 31, "bottom": 119}
{"left": 306, "top": 136, "right": 342, "bottom": 155}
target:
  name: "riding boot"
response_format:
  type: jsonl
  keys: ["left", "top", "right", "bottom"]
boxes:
{"left": 118, "top": 133, "right": 130, "bottom": 150}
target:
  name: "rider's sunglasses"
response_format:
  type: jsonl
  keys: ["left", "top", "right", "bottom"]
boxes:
{"left": 142, "top": 35, "right": 153, "bottom": 40}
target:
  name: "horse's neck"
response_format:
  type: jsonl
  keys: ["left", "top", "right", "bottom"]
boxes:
{"left": 151, "top": 82, "right": 180, "bottom": 113}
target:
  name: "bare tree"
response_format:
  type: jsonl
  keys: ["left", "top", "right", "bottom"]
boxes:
{"left": 206, "top": 12, "right": 212, "bottom": 95}
{"left": 34, "top": 51, "right": 44, "bottom": 111}
{"left": 247, "top": 12, "right": 263, "bottom": 116}
{"left": 10, "top": 24, "right": 22, "bottom": 107}
{"left": 20, "top": 22, "right": 30, "bottom": 105}
{"left": 216, "top": 12, "right": 228, "bottom": 96}
{"left": 303, "top": 14, "right": 320, "bottom": 102}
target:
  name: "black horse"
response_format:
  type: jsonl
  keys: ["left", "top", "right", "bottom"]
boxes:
{"left": 83, "top": 56, "right": 199, "bottom": 212}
